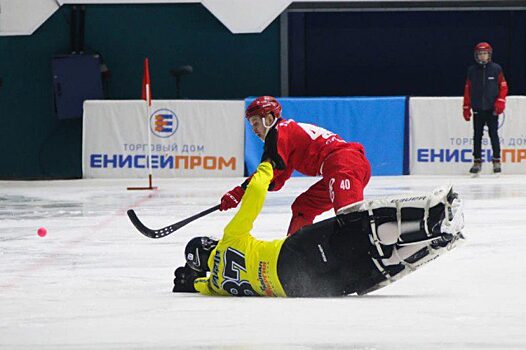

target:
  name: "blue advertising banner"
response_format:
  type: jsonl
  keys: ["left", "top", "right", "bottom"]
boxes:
{"left": 245, "top": 97, "right": 407, "bottom": 176}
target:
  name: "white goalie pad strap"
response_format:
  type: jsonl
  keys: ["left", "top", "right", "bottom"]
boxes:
{"left": 371, "top": 257, "right": 393, "bottom": 281}
{"left": 382, "top": 243, "right": 425, "bottom": 267}
{"left": 337, "top": 185, "right": 453, "bottom": 215}
{"left": 396, "top": 202, "right": 403, "bottom": 242}
{"left": 423, "top": 198, "right": 431, "bottom": 237}
{"left": 368, "top": 208, "right": 385, "bottom": 257}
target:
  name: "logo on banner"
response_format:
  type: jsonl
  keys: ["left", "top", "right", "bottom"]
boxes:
{"left": 150, "top": 109, "right": 179, "bottom": 138}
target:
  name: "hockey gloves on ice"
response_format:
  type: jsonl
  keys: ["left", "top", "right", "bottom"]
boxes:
{"left": 494, "top": 98, "right": 506, "bottom": 115}
{"left": 219, "top": 186, "right": 245, "bottom": 211}
{"left": 173, "top": 264, "right": 205, "bottom": 293}
{"left": 463, "top": 106, "right": 471, "bottom": 121}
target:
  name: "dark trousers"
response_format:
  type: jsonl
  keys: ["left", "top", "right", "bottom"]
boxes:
{"left": 277, "top": 213, "right": 382, "bottom": 297}
{"left": 473, "top": 110, "right": 501, "bottom": 160}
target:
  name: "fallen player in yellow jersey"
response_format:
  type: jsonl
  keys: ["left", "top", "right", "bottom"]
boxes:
{"left": 173, "top": 161, "right": 465, "bottom": 297}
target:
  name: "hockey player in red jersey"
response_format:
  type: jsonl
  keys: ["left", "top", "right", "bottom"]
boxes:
{"left": 219, "top": 96, "right": 371, "bottom": 235}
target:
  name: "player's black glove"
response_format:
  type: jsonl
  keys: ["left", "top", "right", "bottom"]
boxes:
{"left": 261, "top": 127, "right": 285, "bottom": 170}
{"left": 172, "top": 264, "right": 206, "bottom": 293}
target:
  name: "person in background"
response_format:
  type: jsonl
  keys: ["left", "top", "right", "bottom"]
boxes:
{"left": 463, "top": 42, "right": 508, "bottom": 175}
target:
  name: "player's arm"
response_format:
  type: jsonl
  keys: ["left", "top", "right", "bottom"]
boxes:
{"left": 463, "top": 76, "right": 472, "bottom": 121}
{"left": 269, "top": 167, "right": 294, "bottom": 192}
{"left": 193, "top": 277, "right": 222, "bottom": 296}
{"left": 494, "top": 70, "right": 508, "bottom": 115}
{"left": 223, "top": 161, "right": 274, "bottom": 238}
{"left": 219, "top": 126, "right": 285, "bottom": 210}
{"left": 497, "top": 70, "right": 508, "bottom": 98}
{"left": 261, "top": 127, "right": 286, "bottom": 170}
{"left": 219, "top": 169, "right": 276, "bottom": 211}
{"left": 263, "top": 124, "right": 293, "bottom": 191}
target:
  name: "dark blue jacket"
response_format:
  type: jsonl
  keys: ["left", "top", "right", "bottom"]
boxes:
{"left": 465, "top": 62, "right": 504, "bottom": 112}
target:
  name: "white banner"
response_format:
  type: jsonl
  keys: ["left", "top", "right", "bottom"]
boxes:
{"left": 82, "top": 100, "right": 245, "bottom": 178}
{"left": 410, "top": 96, "right": 526, "bottom": 175}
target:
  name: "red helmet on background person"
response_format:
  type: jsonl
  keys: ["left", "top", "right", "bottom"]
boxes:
{"left": 245, "top": 96, "right": 282, "bottom": 120}
{"left": 474, "top": 42, "right": 493, "bottom": 64}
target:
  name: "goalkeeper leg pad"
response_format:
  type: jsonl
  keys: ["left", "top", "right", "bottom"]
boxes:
{"left": 337, "top": 186, "right": 466, "bottom": 295}
{"left": 338, "top": 185, "right": 464, "bottom": 254}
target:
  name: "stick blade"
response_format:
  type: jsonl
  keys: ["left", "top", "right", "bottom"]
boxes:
{"left": 127, "top": 209, "right": 161, "bottom": 238}
{"left": 127, "top": 205, "right": 221, "bottom": 239}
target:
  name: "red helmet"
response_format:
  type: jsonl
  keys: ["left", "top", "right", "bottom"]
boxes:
{"left": 474, "top": 42, "right": 493, "bottom": 64}
{"left": 245, "top": 96, "right": 282, "bottom": 120}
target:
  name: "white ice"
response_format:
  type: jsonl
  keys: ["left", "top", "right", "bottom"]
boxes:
{"left": 1, "top": 175, "right": 526, "bottom": 349}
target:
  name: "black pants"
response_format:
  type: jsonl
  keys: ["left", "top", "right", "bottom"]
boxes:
{"left": 473, "top": 110, "right": 500, "bottom": 160}
{"left": 276, "top": 212, "right": 383, "bottom": 297}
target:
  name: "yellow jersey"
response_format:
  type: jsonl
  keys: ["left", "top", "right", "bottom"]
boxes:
{"left": 194, "top": 162, "right": 287, "bottom": 297}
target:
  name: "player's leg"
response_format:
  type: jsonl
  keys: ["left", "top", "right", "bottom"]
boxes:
{"left": 471, "top": 112, "right": 484, "bottom": 174}
{"left": 322, "top": 148, "right": 372, "bottom": 214}
{"left": 486, "top": 111, "right": 501, "bottom": 156}
{"left": 287, "top": 179, "right": 333, "bottom": 235}
{"left": 279, "top": 216, "right": 350, "bottom": 296}
{"left": 486, "top": 111, "right": 501, "bottom": 173}
{"left": 341, "top": 185, "right": 463, "bottom": 244}
{"left": 282, "top": 212, "right": 390, "bottom": 296}
{"left": 287, "top": 147, "right": 371, "bottom": 236}
{"left": 337, "top": 186, "right": 465, "bottom": 294}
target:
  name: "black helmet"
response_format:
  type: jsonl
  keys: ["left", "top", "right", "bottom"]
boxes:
{"left": 184, "top": 236, "right": 218, "bottom": 272}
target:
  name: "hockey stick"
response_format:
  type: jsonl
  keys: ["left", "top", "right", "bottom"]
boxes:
{"left": 127, "top": 204, "right": 220, "bottom": 239}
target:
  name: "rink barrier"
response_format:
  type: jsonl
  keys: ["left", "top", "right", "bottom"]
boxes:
{"left": 82, "top": 100, "right": 245, "bottom": 178}
{"left": 82, "top": 96, "right": 526, "bottom": 178}
{"left": 409, "top": 96, "right": 526, "bottom": 175}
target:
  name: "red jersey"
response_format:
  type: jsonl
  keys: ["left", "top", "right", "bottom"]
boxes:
{"left": 267, "top": 118, "right": 364, "bottom": 191}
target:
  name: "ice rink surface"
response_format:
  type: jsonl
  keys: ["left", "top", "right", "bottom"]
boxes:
{"left": 1, "top": 174, "right": 526, "bottom": 349}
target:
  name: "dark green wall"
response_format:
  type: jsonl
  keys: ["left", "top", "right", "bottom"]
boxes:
{"left": 0, "top": 4, "right": 280, "bottom": 179}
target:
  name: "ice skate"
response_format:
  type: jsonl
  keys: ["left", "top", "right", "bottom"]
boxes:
{"left": 469, "top": 160, "right": 481, "bottom": 177}
{"left": 492, "top": 159, "right": 501, "bottom": 176}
